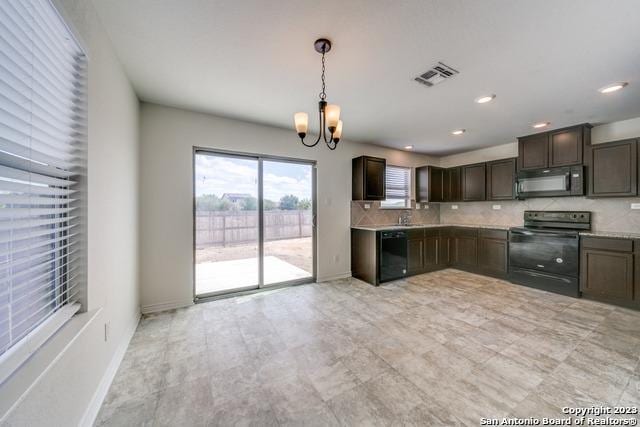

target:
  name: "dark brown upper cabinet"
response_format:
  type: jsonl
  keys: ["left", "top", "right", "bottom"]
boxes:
{"left": 486, "top": 158, "right": 516, "bottom": 200}
{"left": 443, "top": 167, "right": 462, "bottom": 202}
{"left": 518, "top": 133, "right": 548, "bottom": 170}
{"left": 549, "top": 126, "right": 585, "bottom": 167}
{"left": 352, "top": 156, "right": 386, "bottom": 200}
{"left": 518, "top": 124, "right": 591, "bottom": 171}
{"left": 415, "top": 166, "right": 444, "bottom": 202}
{"left": 462, "top": 163, "right": 486, "bottom": 201}
{"left": 586, "top": 138, "right": 638, "bottom": 198}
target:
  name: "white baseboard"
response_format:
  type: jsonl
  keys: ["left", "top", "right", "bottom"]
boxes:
{"left": 316, "top": 271, "right": 352, "bottom": 283}
{"left": 79, "top": 312, "right": 141, "bottom": 427}
{"left": 141, "top": 299, "right": 193, "bottom": 314}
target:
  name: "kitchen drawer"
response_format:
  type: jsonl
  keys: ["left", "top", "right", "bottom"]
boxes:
{"left": 452, "top": 227, "right": 478, "bottom": 238}
{"left": 407, "top": 228, "right": 425, "bottom": 240}
{"left": 424, "top": 228, "right": 440, "bottom": 237}
{"left": 479, "top": 229, "right": 508, "bottom": 240}
{"left": 581, "top": 237, "right": 633, "bottom": 252}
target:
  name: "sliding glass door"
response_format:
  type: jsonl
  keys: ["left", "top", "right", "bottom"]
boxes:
{"left": 263, "top": 160, "right": 315, "bottom": 286}
{"left": 194, "top": 153, "right": 260, "bottom": 295}
{"left": 193, "top": 150, "right": 316, "bottom": 299}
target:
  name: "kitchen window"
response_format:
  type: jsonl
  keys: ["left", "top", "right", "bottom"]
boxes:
{"left": 0, "top": 0, "right": 87, "bottom": 377}
{"left": 380, "top": 165, "right": 411, "bottom": 208}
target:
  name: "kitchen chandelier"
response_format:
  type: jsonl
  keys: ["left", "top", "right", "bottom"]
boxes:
{"left": 293, "top": 38, "right": 343, "bottom": 150}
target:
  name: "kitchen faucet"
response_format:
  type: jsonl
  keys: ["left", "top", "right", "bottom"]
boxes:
{"left": 398, "top": 211, "right": 411, "bottom": 226}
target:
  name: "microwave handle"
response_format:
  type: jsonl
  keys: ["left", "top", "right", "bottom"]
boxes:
{"left": 565, "top": 173, "right": 571, "bottom": 190}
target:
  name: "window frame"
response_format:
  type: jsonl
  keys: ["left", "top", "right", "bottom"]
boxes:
{"left": 0, "top": 0, "right": 88, "bottom": 383}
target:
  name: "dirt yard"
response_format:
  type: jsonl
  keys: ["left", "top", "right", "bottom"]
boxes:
{"left": 195, "top": 237, "right": 313, "bottom": 274}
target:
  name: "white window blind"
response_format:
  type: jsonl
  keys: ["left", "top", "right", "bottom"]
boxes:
{"left": 381, "top": 165, "right": 411, "bottom": 208}
{"left": 0, "top": 0, "right": 86, "bottom": 358}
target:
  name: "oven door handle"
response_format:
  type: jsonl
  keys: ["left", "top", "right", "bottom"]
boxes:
{"left": 519, "top": 269, "right": 574, "bottom": 283}
{"left": 510, "top": 230, "right": 579, "bottom": 239}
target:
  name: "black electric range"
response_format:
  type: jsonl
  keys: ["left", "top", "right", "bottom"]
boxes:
{"left": 508, "top": 211, "right": 591, "bottom": 297}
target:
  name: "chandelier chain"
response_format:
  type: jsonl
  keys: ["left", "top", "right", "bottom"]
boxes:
{"left": 319, "top": 52, "right": 326, "bottom": 100}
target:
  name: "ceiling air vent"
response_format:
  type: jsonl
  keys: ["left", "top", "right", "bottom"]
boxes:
{"left": 414, "top": 62, "right": 459, "bottom": 87}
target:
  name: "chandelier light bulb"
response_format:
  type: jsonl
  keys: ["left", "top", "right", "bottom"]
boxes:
{"left": 325, "top": 104, "right": 341, "bottom": 130}
{"left": 333, "top": 120, "right": 343, "bottom": 141}
{"left": 294, "top": 112, "right": 308, "bottom": 136}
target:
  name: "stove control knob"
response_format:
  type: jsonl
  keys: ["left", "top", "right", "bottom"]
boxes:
{"left": 556, "top": 258, "right": 563, "bottom": 263}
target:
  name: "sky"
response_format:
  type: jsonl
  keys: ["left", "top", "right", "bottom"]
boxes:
{"left": 195, "top": 154, "right": 312, "bottom": 202}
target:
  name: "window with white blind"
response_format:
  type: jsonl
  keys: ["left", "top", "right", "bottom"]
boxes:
{"left": 0, "top": 0, "right": 86, "bottom": 364}
{"left": 380, "top": 165, "right": 411, "bottom": 208}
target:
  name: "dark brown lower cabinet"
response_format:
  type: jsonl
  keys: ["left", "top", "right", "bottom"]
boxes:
{"left": 408, "top": 229, "right": 440, "bottom": 274}
{"left": 407, "top": 238, "right": 425, "bottom": 274}
{"left": 451, "top": 228, "right": 478, "bottom": 270}
{"left": 352, "top": 226, "right": 508, "bottom": 286}
{"left": 478, "top": 229, "right": 509, "bottom": 278}
{"left": 424, "top": 231, "right": 440, "bottom": 271}
{"left": 351, "top": 228, "right": 379, "bottom": 286}
{"left": 580, "top": 237, "right": 637, "bottom": 307}
{"left": 438, "top": 228, "right": 452, "bottom": 267}
{"left": 635, "top": 240, "right": 640, "bottom": 303}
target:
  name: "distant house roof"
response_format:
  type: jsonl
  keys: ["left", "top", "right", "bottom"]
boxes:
{"left": 222, "top": 193, "right": 252, "bottom": 202}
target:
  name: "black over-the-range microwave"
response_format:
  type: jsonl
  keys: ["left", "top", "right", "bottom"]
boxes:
{"left": 516, "top": 166, "right": 584, "bottom": 199}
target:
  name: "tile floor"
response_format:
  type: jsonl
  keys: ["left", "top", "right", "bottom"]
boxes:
{"left": 96, "top": 269, "right": 640, "bottom": 426}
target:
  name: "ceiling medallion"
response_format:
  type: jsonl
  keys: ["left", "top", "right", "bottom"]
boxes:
{"left": 293, "top": 38, "right": 342, "bottom": 150}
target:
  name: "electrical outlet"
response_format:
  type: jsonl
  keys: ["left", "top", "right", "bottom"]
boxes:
{"left": 631, "top": 203, "right": 640, "bottom": 210}
{"left": 333, "top": 254, "right": 340, "bottom": 264}
{"left": 415, "top": 204, "right": 421, "bottom": 210}
{"left": 364, "top": 203, "right": 371, "bottom": 209}
{"left": 423, "top": 204, "right": 429, "bottom": 209}
{"left": 104, "top": 322, "right": 110, "bottom": 342}
{"left": 492, "top": 205, "right": 502, "bottom": 210}
{"left": 451, "top": 205, "right": 459, "bottom": 210}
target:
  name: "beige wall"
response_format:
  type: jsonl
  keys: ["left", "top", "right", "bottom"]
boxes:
{"left": 139, "top": 103, "right": 437, "bottom": 312}
{"left": 439, "top": 116, "right": 640, "bottom": 168}
{"left": 1, "top": 0, "right": 141, "bottom": 425}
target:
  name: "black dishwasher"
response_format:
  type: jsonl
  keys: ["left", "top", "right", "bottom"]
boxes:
{"left": 379, "top": 231, "right": 408, "bottom": 283}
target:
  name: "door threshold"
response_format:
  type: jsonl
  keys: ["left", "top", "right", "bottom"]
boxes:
{"left": 195, "top": 277, "right": 315, "bottom": 303}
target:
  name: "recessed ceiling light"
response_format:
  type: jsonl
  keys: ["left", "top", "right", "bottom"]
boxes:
{"left": 475, "top": 94, "right": 496, "bottom": 104}
{"left": 532, "top": 122, "right": 550, "bottom": 129}
{"left": 451, "top": 129, "right": 465, "bottom": 135}
{"left": 404, "top": 145, "right": 414, "bottom": 150}
{"left": 599, "top": 82, "right": 628, "bottom": 93}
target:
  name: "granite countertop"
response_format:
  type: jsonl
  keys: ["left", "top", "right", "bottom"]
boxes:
{"left": 579, "top": 231, "right": 640, "bottom": 239}
{"left": 351, "top": 224, "right": 640, "bottom": 239}
{"left": 351, "top": 223, "right": 512, "bottom": 231}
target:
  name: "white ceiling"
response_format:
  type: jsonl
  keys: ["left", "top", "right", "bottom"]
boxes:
{"left": 93, "top": 0, "right": 640, "bottom": 155}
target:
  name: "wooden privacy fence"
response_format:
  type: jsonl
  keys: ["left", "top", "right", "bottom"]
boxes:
{"left": 195, "top": 210, "right": 313, "bottom": 247}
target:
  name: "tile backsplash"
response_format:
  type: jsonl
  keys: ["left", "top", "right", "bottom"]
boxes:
{"left": 351, "top": 201, "right": 440, "bottom": 227}
{"left": 352, "top": 197, "right": 640, "bottom": 233}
